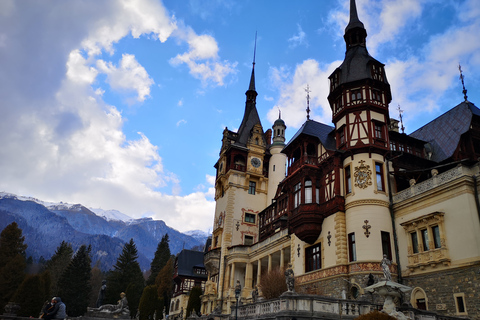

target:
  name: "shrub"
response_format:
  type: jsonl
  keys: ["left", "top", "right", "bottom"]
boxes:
{"left": 355, "top": 310, "right": 397, "bottom": 320}
{"left": 259, "top": 267, "right": 287, "bottom": 299}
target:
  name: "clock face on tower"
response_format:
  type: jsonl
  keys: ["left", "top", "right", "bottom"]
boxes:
{"left": 251, "top": 157, "right": 261, "bottom": 168}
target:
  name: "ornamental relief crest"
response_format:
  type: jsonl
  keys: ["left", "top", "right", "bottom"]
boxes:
{"left": 354, "top": 160, "right": 372, "bottom": 189}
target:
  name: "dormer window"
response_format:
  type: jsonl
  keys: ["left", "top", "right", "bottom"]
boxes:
{"left": 372, "top": 64, "right": 384, "bottom": 81}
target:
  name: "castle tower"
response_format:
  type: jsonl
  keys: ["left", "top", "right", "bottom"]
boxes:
{"left": 328, "top": 0, "right": 395, "bottom": 270}
{"left": 203, "top": 52, "right": 288, "bottom": 314}
{"left": 267, "top": 112, "right": 287, "bottom": 202}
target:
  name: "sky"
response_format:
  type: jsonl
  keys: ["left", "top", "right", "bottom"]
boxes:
{"left": 0, "top": 0, "right": 479, "bottom": 233}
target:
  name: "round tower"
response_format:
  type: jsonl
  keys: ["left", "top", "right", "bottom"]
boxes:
{"left": 267, "top": 112, "right": 287, "bottom": 203}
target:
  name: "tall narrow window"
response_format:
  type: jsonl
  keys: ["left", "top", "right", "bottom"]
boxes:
{"left": 339, "top": 126, "right": 345, "bottom": 145}
{"left": 305, "top": 243, "right": 322, "bottom": 272}
{"left": 455, "top": 294, "right": 466, "bottom": 314}
{"left": 432, "top": 225, "right": 441, "bottom": 249}
{"left": 375, "top": 162, "right": 385, "bottom": 191}
{"left": 248, "top": 181, "right": 256, "bottom": 195}
{"left": 411, "top": 232, "right": 419, "bottom": 254}
{"left": 348, "top": 233, "right": 356, "bottom": 262}
{"left": 381, "top": 231, "right": 392, "bottom": 260}
{"left": 374, "top": 123, "right": 383, "bottom": 139}
{"left": 294, "top": 182, "right": 301, "bottom": 207}
{"left": 305, "top": 179, "right": 312, "bottom": 203}
{"left": 421, "top": 229, "right": 429, "bottom": 251}
{"left": 345, "top": 165, "right": 352, "bottom": 194}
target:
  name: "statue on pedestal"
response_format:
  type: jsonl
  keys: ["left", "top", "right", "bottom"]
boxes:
{"left": 88, "top": 292, "right": 129, "bottom": 318}
{"left": 285, "top": 264, "right": 295, "bottom": 292}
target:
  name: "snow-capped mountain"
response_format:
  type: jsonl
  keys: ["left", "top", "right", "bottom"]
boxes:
{"left": 0, "top": 192, "right": 209, "bottom": 271}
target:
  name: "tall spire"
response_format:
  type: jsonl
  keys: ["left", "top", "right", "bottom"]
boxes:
{"left": 246, "top": 32, "right": 257, "bottom": 100}
{"left": 248, "top": 32, "right": 257, "bottom": 92}
{"left": 237, "top": 33, "right": 261, "bottom": 146}
{"left": 344, "top": 0, "right": 367, "bottom": 49}
{"left": 345, "top": 0, "right": 365, "bottom": 32}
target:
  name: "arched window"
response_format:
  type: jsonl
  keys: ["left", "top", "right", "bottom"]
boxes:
{"left": 305, "top": 179, "right": 312, "bottom": 203}
{"left": 175, "top": 300, "right": 180, "bottom": 310}
{"left": 410, "top": 287, "right": 428, "bottom": 310}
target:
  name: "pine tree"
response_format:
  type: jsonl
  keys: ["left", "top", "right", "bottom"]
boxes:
{"left": 147, "top": 234, "right": 171, "bottom": 285}
{"left": 0, "top": 222, "right": 27, "bottom": 310}
{"left": 186, "top": 286, "right": 202, "bottom": 317}
{"left": 13, "top": 273, "right": 49, "bottom": 317}
{"left": 46, "top": 241, "right": 73, "bottom": 295}
{"left": 0, "top": 222, "right": 27, "bottom": 268}
{"left": 57, "top": 245, "right": 92, "bottom": 317}
{"left": 106, "top": 238, "right": 145, "bottom": 318}
{"left": 155, "top": 257, "right": 174, "bottom": 316}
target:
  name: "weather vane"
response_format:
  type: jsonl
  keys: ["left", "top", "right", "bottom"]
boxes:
{"left": 458, "top": 64, "right": 468, "bottom": 102}
{"left": 305, "top": 84, "right": 311, "bottom": 120}
{"left": 397, "top": 104, "right": 405, "bottom": 134}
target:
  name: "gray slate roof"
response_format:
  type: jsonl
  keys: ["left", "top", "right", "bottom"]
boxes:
{"left": 284, "top": 120, "right": 336, "bottom": 152}
{"left": 175, "top": 249, "right": 206, "bottom": 278}
{"left": 410, "top": 101, "right": 480, "bottom": 163}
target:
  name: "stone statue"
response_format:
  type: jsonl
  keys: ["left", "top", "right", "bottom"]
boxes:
{"left": 88, "top": 292, "right": 129, "bottom": 316}
{"left": 381, "top": 254, "right": 392, "bottom": 281}
{"left": 251, "top": 285, "right": 258, "bottom": 302}
{"left": 96, "top": 280, "right": 107, "bottom": 307}
{"left": 285, "top": 264, "right": 295, "bottom": 292}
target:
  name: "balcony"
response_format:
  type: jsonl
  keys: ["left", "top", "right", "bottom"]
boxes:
{"left": 288, "top": 155, "right": 318, "bottom": 175}
{"left": 289, "top": 196, "right": 345, "bottom": 244}
{"left": 204, "top": 247, "right": 221, "bottom": 275}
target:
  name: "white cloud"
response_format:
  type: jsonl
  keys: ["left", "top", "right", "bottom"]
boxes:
{"left": 267, "top": 59, "right": 340, "bottom": 129}
{"left": 170, "top": 25, "right": 237, "bottom": 86}
{"left": 176, "top": 119, "right": 187, "bottom": 126}
{"left": 97, "top": 53, "right": 154, "bottom": 102}
{"left": 178, "top": 98, "right": 184, "bottom": 106}
{"left": 0, "top": 0, "right": 218, "bottom": 233}
{"left": 288, "top": 24, "right": 308, "bottom": 48}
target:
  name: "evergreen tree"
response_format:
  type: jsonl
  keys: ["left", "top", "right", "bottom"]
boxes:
{"left": 13, "top": 273, "right": 49, "bottom": 317}
{"left": 106, "top": 238, "right": 145, "bottom": 318}
{"left": 146, "top": 234, "right": 171, "bottom": 285}
{"left": 57, "top": 245, "right": 92, "bottom": 317}
{"left": 185, "top": 286, "right": 202, "bottom": 317}
{"left": 46, "top": 241, "right": 73, "bottom": 295}
{"left": 138, "top": 285, "right": 161, "bottom": 320}
{"left": 0, "top": 222, "right": 27, "bottom": 310}
{"left": 155, "top": 257, "right": 174, "bottom": 316}
{"left": 0, "top": 222, "right": 27, "bottom": 268}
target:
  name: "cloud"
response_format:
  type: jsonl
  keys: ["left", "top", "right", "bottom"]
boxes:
{"left": 97, "top": 53, "right": 155, "bottom": 102}
{"left": 178, "top": 98, "right": 184, "bottom": 106}
{"left": 176, "top": 119, "right": 187, "bottom": 126}
{"left": 0, "top": 0, "right": 217, "bottom": 233}
{"left": 170, "top": 25, "right": 238, "bottom": 86}
{"left": 288, "top": 24, "right": 308, "bottom": 49}
{"left": 267, "top": 59, "right": 341, "bottom": 129}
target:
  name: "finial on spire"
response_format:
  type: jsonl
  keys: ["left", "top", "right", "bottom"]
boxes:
{"left": 253, "top": 31, "right": 257, "bottom": 67}
{"left": 397, "top": 104, "right": 405, "bottom": 134}
{"left": 278, "top": 107, "right": 281, "bottom": 119}
{"left": 305, "top": 84, "right": 311, "bottom": 120}
{"left": 458, "top": 64, "right": 468, "bottom": 102}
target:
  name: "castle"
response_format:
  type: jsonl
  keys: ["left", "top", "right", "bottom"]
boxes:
{"left": 201, "top": 1, "right": 480, "bottom": 318}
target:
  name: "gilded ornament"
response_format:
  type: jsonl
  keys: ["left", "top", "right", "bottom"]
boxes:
{"left": 353, "top": 160, "right": 372, "bottom": 189}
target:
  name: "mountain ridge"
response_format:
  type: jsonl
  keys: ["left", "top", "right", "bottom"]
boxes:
{"left": 0, "top": 192, "right": 209, "bottom": 271}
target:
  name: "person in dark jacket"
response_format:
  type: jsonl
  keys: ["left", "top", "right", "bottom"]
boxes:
{"left": 46, "top": 297, "right": 67, "bottom": 319}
